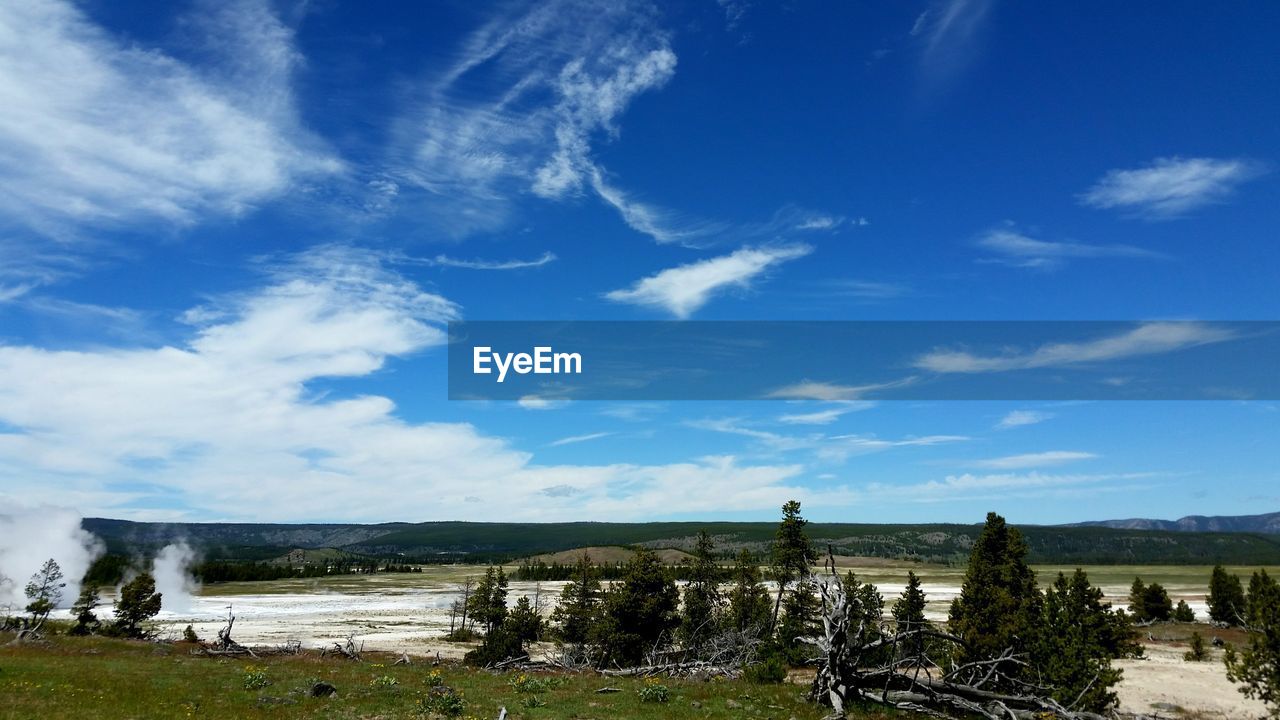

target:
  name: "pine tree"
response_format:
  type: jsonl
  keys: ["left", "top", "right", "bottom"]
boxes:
{"left": 1174, "top": 599, "right": 1196, "bottom": 622}
{"left": 893, "top": 571, "right": 930, "bottom": 662}
{"left": 843, "top": 572, "right": 888, "bottom": 665}
{"left": 505, "top": 595, "right": 543, "bottom": 645}
{"left": 948, "top": 512, "right": 1042, "bottom": 676}
{"left": 551, "top": 553, "right": 601, "bottom": 644}
{"left": 724, "top": 549, "right": 771, "bottom": 635}
{"left": 468, "top": 566, "right": 509, "bottom": 636}
{"left": 24, "top": 559, "right": 65, "bottom": 625}
{"left": 68, "top": 584, "right": 101, "bottom": 636}
{"left": 1146, "top": 579, "right": 1172, "bottom": 620}
{"left": 769, "top": 500, "right": 817, "bottom": 633}
{"left": 777, "top": 579, "right": 823, "bottom": 665}
{"left": 1184, "top": 631, "right": 1208, "bottom": 661}
{"left": 1034, "top": 570, "right": 1131, "bottom": 712}
{"left": 111, "top": 573, "right": 162, "bottom": 638}
{"left": 592, "top": 548, "right": 680, "bottom": 667}
{"left": 1224, "top": 569, "right": 1280, "bottom": 714}
{"left": 678, "top": 530, "right": 722, "bottom": 655}
{"left": 1128, "top": 577, "right": 1147, "bottom": 621}
{"left": 1208, "top": 565, "right": 1247, "bottom": 625}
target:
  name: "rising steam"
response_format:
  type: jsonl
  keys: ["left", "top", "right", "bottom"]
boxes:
{"left": 0, "top": 505, "right": 104, "bottom": 610}
{"left": 151, "top": 542, "right": 200, "bottom": 614}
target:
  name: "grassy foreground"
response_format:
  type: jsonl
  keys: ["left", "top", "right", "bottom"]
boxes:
{"left": 0, "top": 633, "right": 900, "bottom": 720}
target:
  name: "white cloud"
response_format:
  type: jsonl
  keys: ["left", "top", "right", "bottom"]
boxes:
{"left": 911, "top": 0, "right": 995, "bottom": 87}
{"left": 767, "top": 377, "right": 917, "bottom": 401}
{"left": 872, "top": 471, "right": 1153, "bottom": 503}
{"left": 977, "top": 229, "right": 1159, "bottom": 269}
{"left": 1080, "top": 157, "right": 1266, "bottom": 218}
{"left": 0, "top": 248, "right": 812, "bottom": 522}
{"left": 548, "top": 432, "right": 613, "bottom": 447}
{"left": 972, "top": 451, "right": 1097, "bottom": 469}
{"left": 605, "top": 243, "right": 811, "bottom": 318}
{"left": 517, "top": 395, "right": 570, "bottom": 411}
{"left": 688, "top": 417, "right": 966, "bottom": 462}
{"left": 0, "top": 0, "right": 340, "bottom": 237}
{"left": 428, "top": 252, "right": 557, "bottom": 271}
{"left": 996, "top": 409, "right": 1053, "bottom": 429}
{"left": 820, "top": 279, "right": 909, "bottom": 300}
{"left": 776, "top": 402, "right": 875, "bottom": 425}
{"left": 393, "top": 0, "right": 685, "bottom": 241}
{"left": 914, "top": 322, "right": 1236, "bottom": 374}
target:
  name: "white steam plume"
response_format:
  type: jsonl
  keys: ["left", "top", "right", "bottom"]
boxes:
{"left": 151, "top": 542, "right": 200, "bottom": 613}
{"left": 0, "top": 505, "right": 104, "bottom": 610}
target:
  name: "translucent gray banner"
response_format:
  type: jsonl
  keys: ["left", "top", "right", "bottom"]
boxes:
{"left": 447, "top": 321, "right": 1280, "bottom": 401}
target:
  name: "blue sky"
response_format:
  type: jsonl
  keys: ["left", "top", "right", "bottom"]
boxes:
{"left": 0, "top": 0, "right": 1277, "bottom": 524}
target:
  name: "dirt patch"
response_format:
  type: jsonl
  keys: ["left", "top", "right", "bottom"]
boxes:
{"left": 1116, "top": 641, "right": 1267, "bottom": 719}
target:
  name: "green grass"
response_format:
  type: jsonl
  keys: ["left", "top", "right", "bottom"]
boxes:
{"left": 0, "top": 633, "right": 904, "bottom": 720}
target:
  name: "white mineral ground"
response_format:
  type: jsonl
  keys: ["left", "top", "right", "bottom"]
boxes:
{"left": 60, "top": 568, "right": 1269, "bottom": 718}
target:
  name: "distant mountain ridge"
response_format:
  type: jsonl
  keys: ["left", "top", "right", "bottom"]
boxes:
{"left": 1066, "top": 510, "right": 1280, "bottom": 534}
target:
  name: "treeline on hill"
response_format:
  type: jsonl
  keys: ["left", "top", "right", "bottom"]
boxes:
{"left": 81, "top": 516, "right": 1280, "bottom": 566}
{"left": 513, "top": 556, "right": 754, "bottom": 582}
{"left": 82, "top": 554, "right": 425, "bottom": 586}
{"left": 445, "top": 503, "right": 1280, "bottom": 719}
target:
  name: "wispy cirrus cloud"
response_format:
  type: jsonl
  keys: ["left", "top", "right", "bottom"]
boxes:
{"left": 0, "top": 0, "right": 339, "bottom": 236}
{"left": 996, "top": 409, "right": 1053, "bottom": 429}
{"left": 977, "top": 229, "right": 1160, "bottom": 269}
{"left": 914, "top": 322, "right": 1236, "bottom": 374}
{"left": 392, "top": 0, "right": 692, "bottom": 242}
{"left": 548, "top": 432, "right": 613, "bottom": 447}
{"left": 767, "top": 377, "right": 918, "bottom": 401}
{"left": 871, "top": 471, "right": 1155, "bottom": 503}
{"left": 1080, "top": 157, "right": 1266, "bottom": 219}
{"left": 777, "top": 402, "right": 875, "bottom": 425}
{"left": 605, "top": 243, "right": 811, "bottom": 318}
{"left": 911, "top": 0, "right": 996, "bottom": 89}
{"left": 427, "top": 252, "right": 557, "bottom": 271}
{"left": 972, "top": 450, "right": 1097, "bottom": 470}
{"left": 687, "top": 417, "right": 966, "bottom": 463}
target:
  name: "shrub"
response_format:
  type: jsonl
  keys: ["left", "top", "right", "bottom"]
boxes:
{"left": 242, "top": 666, "right": 270, "bottom": 690}
{"left": 1173, "top": 599, "right": 1196, "bottom": 622}
{"left": 637, "top": 678, "right": 670, "bottom": 703}
{"left": 418, "top": 686, "right": 465, "bottom": 717}
{"left": 743, "top": 653, "right": 787, "bottom": 684}
{"left": 1184, "top": 631, "right": 1208, "bottom": 661}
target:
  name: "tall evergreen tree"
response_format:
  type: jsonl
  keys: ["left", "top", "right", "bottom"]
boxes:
{"left": 1225, "top": 569, "right": 1280, "bottom": 715}
{"left": 504, "top": 594, "right": 543, "bottom": 646}
{"left": 1034, "top": 570, "right": 1133, "bottom": 713}
{"left": 1208, "top": 565, "right": 1247, "bottom": 625}
{"left": 111, "top": 572, "right": 162, "bottom": 638}
{"left": 468, "top": 566, "right": 509, "bottom": 636}
{"left": 678, "top": 530, "right": 722, "bottom": 654}
{"left": 769, "top": 500, "right": 817, "bottom": 632}
{"left": 777, "top": 578, "right": 823, "bottom": 665}
{"left": 893, "top": 571, "right": 930, "bottom": 661}
{"left": 24, "top": 559, "right": 65, "bottom": 625}
{"left": 592, "top": 548, "right": 680, "bottom": 667}
{"left": 842, "top": 571, "right": 887, "bottom": 665}
{"left": 68, "top": 584, "right": 101, "bottom": 636}
{"left": 551, "top": 553, "right": 601, "bottom": 644}
{"left": 1129, "top": 578, "right": 1173, "bottom": 622}
{"left": 724, "top": 549, "right": 772, "bottom": 635}
{"left": 948, "top": 512, "right": 1042, "bottom": 674}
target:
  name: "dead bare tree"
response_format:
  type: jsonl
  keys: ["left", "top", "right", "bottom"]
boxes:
{"left": 806, "top": 550, "right": 1110, "bottom": 720}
